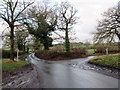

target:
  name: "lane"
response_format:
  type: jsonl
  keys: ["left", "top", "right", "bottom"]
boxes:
{"left": 28, "top": 53, "right": 119, "bottom": 88}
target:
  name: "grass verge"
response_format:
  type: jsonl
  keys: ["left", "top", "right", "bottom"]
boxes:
{"left": 1, "top": 59, "right": 29, "bottom": 74}
{"left": 89, "top": 54, "right": 120, "bottom": 69}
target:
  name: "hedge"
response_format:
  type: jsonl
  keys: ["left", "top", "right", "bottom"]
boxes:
{"left": 1, "top": 50, "right": 27, "bottom": 58}
{"left": 95, "top": 46, "right": 120, "bottom": 53}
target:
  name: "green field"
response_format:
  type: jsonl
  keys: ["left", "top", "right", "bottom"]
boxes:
{"left": 89, "top": 54, "right": 120, "bottom": 69}
{"left": 87, "top": 49, "right": 96, "bottom": 54}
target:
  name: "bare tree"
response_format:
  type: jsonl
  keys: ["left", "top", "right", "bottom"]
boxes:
{"left": 94, "top": 7, "right": 120, "bottom": 43}
{"left": 0, "top": 0, "right": 33, "bottom": 61}
{"left": 57, "top": 2, "right": 78, "bottom": 53}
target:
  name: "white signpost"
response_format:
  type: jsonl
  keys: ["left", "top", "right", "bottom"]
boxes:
{"left": 106, "top": 48, "right": 108, "bottom": 55}
{"left": 17, "top": 49, "right": 19, "bottom": 61}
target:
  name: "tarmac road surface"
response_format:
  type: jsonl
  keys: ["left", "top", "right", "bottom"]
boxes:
{"left": 27, "top": 53, "right": 119, "bottom": 88}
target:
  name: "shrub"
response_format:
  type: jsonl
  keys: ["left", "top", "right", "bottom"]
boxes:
{"left": 71, "top": 48, "right": 87, "bottom": 55}
{"left": 35, "top": 48, "right": 87, "bottom": 60}
{"left": 1, "top": 50, "right": 27, "bottom": 58}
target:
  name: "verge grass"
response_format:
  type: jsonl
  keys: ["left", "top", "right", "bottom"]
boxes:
{"left": 89, "top": 54, "right": 120, "bottom": 69}
{"left": 1, "top": 59, "right": 29, "bottom": 73}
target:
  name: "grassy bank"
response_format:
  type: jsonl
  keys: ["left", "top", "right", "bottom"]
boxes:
{"left": 1, "top": 59, "right": 29, "bottom": 74}
{"left": 89, "top": 54, "right": 120, "bottom": 69}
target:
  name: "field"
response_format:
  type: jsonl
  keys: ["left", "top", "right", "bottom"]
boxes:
{"left": 87, "top": 49, "right": 96, "bottom": 55}
{"left": 89, "top": 54, "right": 120, "bottom": 69}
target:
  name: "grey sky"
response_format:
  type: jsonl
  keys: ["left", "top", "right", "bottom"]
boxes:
{"left": 0, "top": 0, "right": 119, "bottom": 44}
{"left": 51, "top": 0, "right": 119, "bottom": 44}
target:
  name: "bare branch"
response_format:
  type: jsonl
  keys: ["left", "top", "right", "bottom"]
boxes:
{"left": 94, "top": 6, "right": 120, "bottom": 43}
{"left": 14, "top": 1, "right": 34, "bottom": 22}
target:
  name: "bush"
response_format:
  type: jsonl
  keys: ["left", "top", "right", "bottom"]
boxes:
{"left": 35, "top": 48, "right": 87, "bottom": 60}
{"left": 1, "top": 50, "right": 27, "bottom": 58}
{"left": 71, "top": 48, "right": 87, "bottom": 55}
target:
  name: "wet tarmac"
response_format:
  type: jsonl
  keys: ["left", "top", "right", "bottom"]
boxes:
{"left": 27, "top": 53, "right": 119, "bottom": 88}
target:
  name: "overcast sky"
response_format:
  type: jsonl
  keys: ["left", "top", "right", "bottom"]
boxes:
{"left": 0, "top": 0, "right": 119, "bottom": 45}
{"left": 50, "top": 0, "right": 119, "bottom": 44}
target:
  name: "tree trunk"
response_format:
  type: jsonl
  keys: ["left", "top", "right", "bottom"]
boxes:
{"left": 65, "top": 29, "right": 70, "bottom": 53}
{"left": 23, "top": 42, "right": 26, "bottom": 52}
{"left": 116, "top": 33, "right": 120, "bottom": 42}
{"left": 10, "top": 26, "right": 15, "bottom": 61}
{"left": 43, "top": 42, "right": 49, "bottom": 50}
{"left": 115, "top": 30, "right": 120, "bottom": 42}
{"left": 43, "top": 37, "right": 49, "bottom": 50}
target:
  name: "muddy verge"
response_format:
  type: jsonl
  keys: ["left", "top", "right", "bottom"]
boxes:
{"left": 2, "top": 64, "right": 34, "bottom": 88}
{"left": 2, "top": 62, "right": 43, "bottom": 88}
{"left": 69, "top": 62, "right": 119, "bottom": 79}
{"left": 88, "top": 63, "right": 119, "bottom": 79}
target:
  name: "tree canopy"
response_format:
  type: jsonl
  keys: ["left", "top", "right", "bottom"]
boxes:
{"left": 0, "top": 0, "right": 33, "bottom": 60}
{"left": 94, "top": 7, "right": 120, "bottom": 43}
{"left": 24, "top": 5, "right": 57, "bottom": 50}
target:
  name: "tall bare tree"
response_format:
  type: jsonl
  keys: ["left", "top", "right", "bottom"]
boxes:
{"left": 94, "top": 7, "right": 120, "bottom": 43}
{"left": 0, "top": 0, "right": 33, "bottom": 61}
{"left": 57, "top": 2, "right": 78, "bottom": 53}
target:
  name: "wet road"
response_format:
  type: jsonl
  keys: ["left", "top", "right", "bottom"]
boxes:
{"left": 28, "top": 53, "right": 119, "bottom": 88}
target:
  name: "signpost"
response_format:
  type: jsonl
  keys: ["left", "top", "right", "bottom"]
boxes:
{"left": 17, "top": 49, "right": 19, "bottom": 61}
{"left": 106, "top": 48, "right": 108, "bottom": 55}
